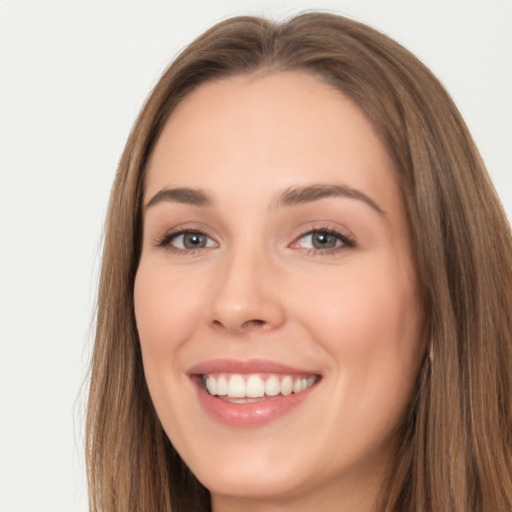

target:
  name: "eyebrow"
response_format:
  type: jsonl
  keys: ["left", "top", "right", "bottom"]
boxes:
{"left": 275, "top": 184, "right": 385, "bottom": 216}
{"left": 145, "top": 187, "right": 213, "bottom": 209}
{"left": 145, "top": 183, "right": 385, "bottom": 216}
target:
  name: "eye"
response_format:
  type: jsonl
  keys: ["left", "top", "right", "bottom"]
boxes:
{"left": 292, "top": 228, "right": 355, "bottom": 253}
{"left": 157, "top": 230, "right": 217, "bottom": 252}
{"left": 299, "top": 231, "right": 341, "bottom": 249}
{"left": 172, "top": 232, "right": 215, "bottom": 249}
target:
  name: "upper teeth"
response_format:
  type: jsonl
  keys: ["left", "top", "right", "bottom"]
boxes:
{"left": 204, "top": 374, "right": 317, "bottom": 398}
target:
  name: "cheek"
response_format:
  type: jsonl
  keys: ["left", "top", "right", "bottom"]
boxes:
{"left": 133, "top": 263, "right": 209, "bottom": 441}
{"left": 303, "top": 266, "right": 415, "bottom": 337}
{"left": 296, "top": 257, "right": 422, "bottom": 402}
{"left": 134, "top": 264, "right": 206, "bottom": 356}
{"left": 295, "top": 265, "right": 423, "bottom": 456}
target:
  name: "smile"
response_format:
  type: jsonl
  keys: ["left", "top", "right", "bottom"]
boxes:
{"left": 188, "top": 359, "right": 322, "bottom": 427}
{"left": 203, "top": 373, "right": 317, "bottom": 401}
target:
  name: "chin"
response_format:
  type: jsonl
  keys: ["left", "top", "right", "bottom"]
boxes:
{"left": 196, "top": 461, "right": 308, "bottom": 501}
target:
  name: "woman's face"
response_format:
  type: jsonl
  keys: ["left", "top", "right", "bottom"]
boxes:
{"left": 134, "top": 72, "right": 424, "bottom": 510}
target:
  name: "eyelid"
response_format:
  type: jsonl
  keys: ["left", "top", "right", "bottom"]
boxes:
{"left": 151, "top": 222, "right": 356, "bottom": 256}
{"left": 152, "top": 224, "right": 219, "bottom": 252}
{"left": 171, "top": 232, "right": 217, "bottom": 249}
{"left": 289, "top": 224, "right": 357, "bottom": 254}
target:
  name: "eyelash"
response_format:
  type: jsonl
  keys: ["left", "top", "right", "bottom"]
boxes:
{"left": 293, "top": 226, "right": 356, "bottom": 256}
{"left": 155, "top": 228, "right": 216, "bottom": 255}
{"left": 154, "top": 225, "right": 356, "bottom": 256}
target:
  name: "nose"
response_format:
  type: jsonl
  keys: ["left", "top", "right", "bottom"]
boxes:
{"left": 208, "top": 245, "right": 286, "bottom": 335}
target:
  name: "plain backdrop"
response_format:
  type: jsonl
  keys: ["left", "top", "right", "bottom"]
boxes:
{"left": 0, "top": 1, "right": 510, "bottom": 511}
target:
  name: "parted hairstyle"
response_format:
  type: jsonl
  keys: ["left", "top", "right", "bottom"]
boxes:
{"left": 86, "top": 11, "right": 512, "bottom": 512}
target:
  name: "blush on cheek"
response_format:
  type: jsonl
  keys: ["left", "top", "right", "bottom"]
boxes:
{"left": 134, "top": 273, "right": 173, "bottom": 355}
{"left": 134, "top": 268, "right": 207, "bottom": 356}
{"left": 308, "top": 268, "right": 419, "bottom": 361}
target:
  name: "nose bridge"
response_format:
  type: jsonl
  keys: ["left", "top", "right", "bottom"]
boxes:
{"left": 208, "top": 236, "right": 285, "bottom": 333}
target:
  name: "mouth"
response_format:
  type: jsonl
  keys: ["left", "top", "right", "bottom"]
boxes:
{"left": 200, "top": 373, "right": 318, "bottom": 402}
{"left": 188, "top": 359, "right": 322, "bottom": 427}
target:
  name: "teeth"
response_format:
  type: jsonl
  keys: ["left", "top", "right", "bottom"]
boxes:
{"left": 246, "top": 375, "right": 265, "bottom": 398}
{"left": 265, "top": 375, "right": 280, "bottom": 396}
{"left": 217, "top": 375, "right": 228, "bottom": 396}
{"left": 228, "top": 375, "right": 245, "bottom": 398}
{"left": 203, "top": 373, "right": 317, "bottom": 398}
{"left": 281, "top": 376, "right": 293, "bottom": 396}
{"left": 206, "top": 375, "right": 217, "bottom": 395}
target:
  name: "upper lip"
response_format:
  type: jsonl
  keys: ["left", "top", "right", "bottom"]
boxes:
{"left": 187, "top": 358, "right": 320, "bottom": 376}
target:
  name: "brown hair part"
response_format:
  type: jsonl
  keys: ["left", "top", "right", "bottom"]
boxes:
{"left": 86, "top": 12, "right": 512, "bottom": 511}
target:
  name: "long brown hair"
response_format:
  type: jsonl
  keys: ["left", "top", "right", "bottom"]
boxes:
{"left": 86, "top": 12, "right": 512, "bottom": 511}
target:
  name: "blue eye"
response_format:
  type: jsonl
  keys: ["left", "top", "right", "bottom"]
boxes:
{"left": 158, "top": 231, "right": 217, "bottom": 251}
{"left": 294, "top": 229, "right": 355, "bottom": 252}
{"left": 299, "top": 231, "right": 341, "bottom": 249}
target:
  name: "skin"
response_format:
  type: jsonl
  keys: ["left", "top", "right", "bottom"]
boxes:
{"left": 134, "top": 71, "right": 425, "bottom": 512}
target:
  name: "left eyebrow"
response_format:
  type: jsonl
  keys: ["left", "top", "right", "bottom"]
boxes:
{"left": 274, "top": 184, "right": 385, "bottom": 216}
{"left": 145, "top": 187, "right": 213, "bottom": 210}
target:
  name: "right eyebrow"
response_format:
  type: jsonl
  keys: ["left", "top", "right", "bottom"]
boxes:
{"left": 145, "top": 187, "right": 213, "bottom": 209}
{"left": 275, "top": 183, "right": 385, "bottom": 217}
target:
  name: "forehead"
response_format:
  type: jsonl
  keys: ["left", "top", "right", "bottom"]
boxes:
{"left": 145, "top": 71, "right": 400, "bottom": 215}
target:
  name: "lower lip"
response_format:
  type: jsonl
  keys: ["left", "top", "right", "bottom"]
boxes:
{"left": 193, "top": 380, "right": 317, "bottom": 427}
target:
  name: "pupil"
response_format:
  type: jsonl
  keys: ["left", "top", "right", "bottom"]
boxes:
{"left": 313, "top": 232, "right": 337, "bottom": 249}
{"left": 183, "top": 233, "right": 206, "bottom": 249}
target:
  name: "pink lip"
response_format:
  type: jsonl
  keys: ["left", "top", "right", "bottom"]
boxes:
{"left": 188, "top": 358, "right": 321, "bottom": 428}
{"left": 187, "top": 358, "right": 316, "bottom": 375}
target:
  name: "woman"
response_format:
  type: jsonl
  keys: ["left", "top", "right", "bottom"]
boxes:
{"left": 86, "top": 12, "right": 512, "bottom": 512}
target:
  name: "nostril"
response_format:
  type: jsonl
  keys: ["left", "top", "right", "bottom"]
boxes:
{"left": 211, "top": 318, "right": 269, "bottom": 332}
{"left": 241, "top": 319, "right": 267, "bottom": 330}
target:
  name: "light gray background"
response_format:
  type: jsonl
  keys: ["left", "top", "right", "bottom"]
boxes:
{"left": 1, "top": 1, "right": 510, "bottom": 511}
